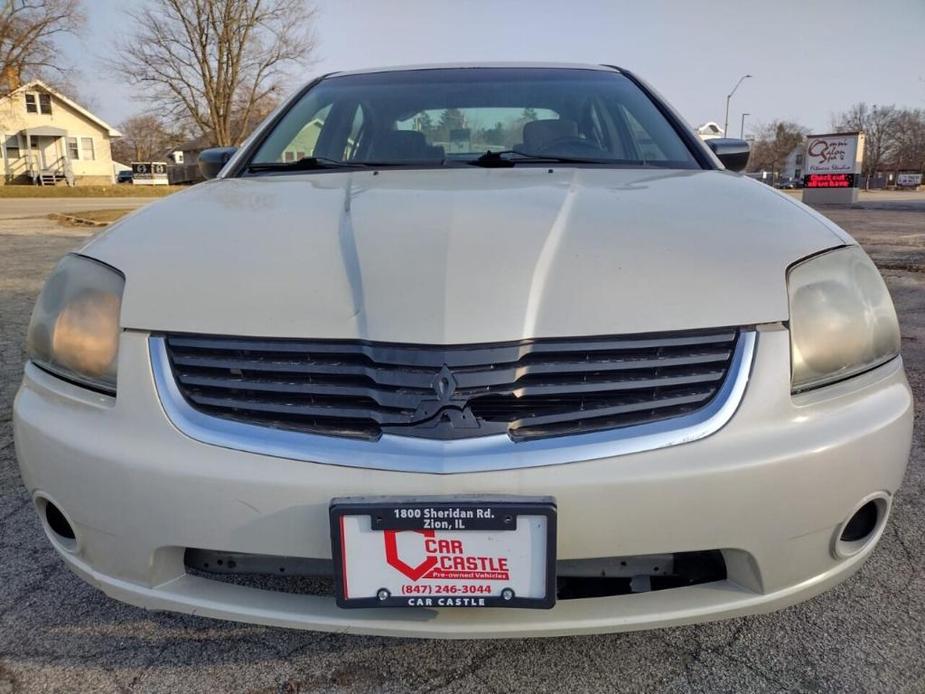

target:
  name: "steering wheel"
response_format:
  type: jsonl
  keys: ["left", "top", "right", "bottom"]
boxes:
{"left": 533, "top": 137, "right": 607, "bottom": 157}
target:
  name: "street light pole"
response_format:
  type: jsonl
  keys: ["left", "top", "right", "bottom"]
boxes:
{"left": 740, "top": 112, "right": 750, "bottom": 139}
{"left": 723, "top": 74, "right": 751, "bottom": 138}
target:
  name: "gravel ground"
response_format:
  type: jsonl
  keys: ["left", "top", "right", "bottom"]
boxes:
{"left": 0, "top": 200, "right": 922, "bottom": 694}
{"left": 0, "top": 198, "right": 152, "bottom": 221}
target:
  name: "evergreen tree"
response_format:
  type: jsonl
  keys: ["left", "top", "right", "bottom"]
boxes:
{"left": 416, "top": 111, "right": 435, "bottom": 137}
{"left": 434, "top": 108, "right": 466, "bottom": 142}
{"left": 440, "top": 108, "right": 467, "bottom": 131}
{"left": 482, "top": 121, "right": 506, "bottom": 146}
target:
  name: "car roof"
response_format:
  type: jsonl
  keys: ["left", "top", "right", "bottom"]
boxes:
{"left": 328, "top": 62, "right": 620, "bottom": 78}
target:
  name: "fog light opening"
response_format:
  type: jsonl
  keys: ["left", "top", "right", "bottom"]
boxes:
{"left": 840, "top": 501, "right": 878, "bottom": 542}
{"left": 833, "top": 494, "right": 889, "bottom": 559}
{"left": 45, "top": 502, "right": 75, "bottom": 540}
{"left": 35, "top": 496, "right": 79, "bottom": 552}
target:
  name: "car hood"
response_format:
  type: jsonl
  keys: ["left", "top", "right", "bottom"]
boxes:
{"left": 84, "top": 168, "right": 845, "bottom": 343}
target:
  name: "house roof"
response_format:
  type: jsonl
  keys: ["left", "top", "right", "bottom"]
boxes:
{"left": 4, "top": 80, "right": 122, "bottom": 137}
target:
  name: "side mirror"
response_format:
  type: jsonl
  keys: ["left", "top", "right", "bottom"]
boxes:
{"left": 706, "top": 138, "right": 750, "bottom": 172}
{"left": 198, "top": 147, "right": 238, "bottom": 179}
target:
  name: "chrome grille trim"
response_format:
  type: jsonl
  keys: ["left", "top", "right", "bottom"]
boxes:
{"left": 161, "top": 329, "right": 741, "bottom": 440}
{"left": 149, "top": 330, "right": 755, "bottom": 474}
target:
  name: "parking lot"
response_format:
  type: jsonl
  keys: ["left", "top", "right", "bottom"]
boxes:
{"left": 0, "top": 198, "right": 922, "bottom": 693}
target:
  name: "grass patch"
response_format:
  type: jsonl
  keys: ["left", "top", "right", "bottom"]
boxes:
{"left": 0, "top": 184, "right": 183, "bottom": 198}
{"left": 52, "top": 209, "right": 136, "bottom": 226}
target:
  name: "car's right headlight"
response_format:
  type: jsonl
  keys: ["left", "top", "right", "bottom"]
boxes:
{"left": 26, "top": 254, "right": 124, "bottom": 395}
{"left": 788, "top": 245, "right": 900, "bottom": 393}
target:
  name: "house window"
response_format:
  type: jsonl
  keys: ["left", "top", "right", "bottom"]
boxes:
{"left": 80, "top": 137, "right": 95, "bottom": 160}
{"left": 67, "top": 137, "right": 79, "bottom": 160}
{"left": 25, "top": 93, "right": 37, "bottom": 113}
{"left": 4, "top": 135, "right": 21, "bottom": 160}
{"left": 39, "top": 93, "right": 52, "bottom": 114}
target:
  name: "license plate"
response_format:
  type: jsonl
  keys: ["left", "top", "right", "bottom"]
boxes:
{"left": 330, "top": 497, "right": 556, "bottom": 609}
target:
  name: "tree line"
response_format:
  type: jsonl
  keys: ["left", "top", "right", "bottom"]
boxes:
{"left": 414, "top": 107, "right": 540, "bottom": 147}
{"left": 746, "top": 106, "right": 925, "bottom": 185}
{"left": 833, "top": 104, "right": 925, "bottom": 183}
{"left": 2, "top": 0, "right": 316, "bottom": 164}
{"left": 4, "top": 2, "right": 924, "bottom": 176}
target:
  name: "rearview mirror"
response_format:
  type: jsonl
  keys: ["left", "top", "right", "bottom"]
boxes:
{"left": 706, "top": 139, "right": 750, "bottom": 172}
{"left": 199, "top": 147, "right": 238, "bottom": 179}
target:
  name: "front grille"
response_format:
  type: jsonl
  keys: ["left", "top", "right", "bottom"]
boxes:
{"left": 163, "top": 328, "right": 740, "bottom": 442}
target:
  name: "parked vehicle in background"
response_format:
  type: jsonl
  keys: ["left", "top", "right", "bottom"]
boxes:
{"left": 15, "top": 64, "right": 912, "bottom": 639}
{"left": 745, "top": 170, "right": 774, "bottom": 186}
{"left": 116, "top": 169, "right": 133, "bottom": 184}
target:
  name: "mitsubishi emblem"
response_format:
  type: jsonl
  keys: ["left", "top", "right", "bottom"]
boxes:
{"left": 432, "top": 365, "right": 457, "bottom": 403}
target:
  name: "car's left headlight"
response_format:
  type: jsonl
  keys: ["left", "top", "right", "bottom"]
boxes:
{"left": 788, "top": 245, "right": 900, "bottom": 393}
{"left": 26, "top": 254, "right": 124, "bottom": 395}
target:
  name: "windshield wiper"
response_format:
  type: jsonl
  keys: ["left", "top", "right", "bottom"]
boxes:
{"left": 247, "top": 156, "right": 371, "bottom": 173}
{"left": 468, "top": 150, "right": 642, "bottom": 168}
{"left": 248, "top": 151, "right": 637, "bottom": 172}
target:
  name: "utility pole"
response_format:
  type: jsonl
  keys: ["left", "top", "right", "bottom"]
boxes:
{"left": 740, "top": 113, "right": 750, "bottom": 139}
{"left": 723, "top": 74, "right": 752, "bottom": 138}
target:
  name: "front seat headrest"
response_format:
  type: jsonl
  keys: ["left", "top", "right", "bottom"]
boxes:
{"left": 371, "top": 130, "right": 429, "bottom": 161}
{"left": 522, "top": 119, "right": 579, "bottom": 152}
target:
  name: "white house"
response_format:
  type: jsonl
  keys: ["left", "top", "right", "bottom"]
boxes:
{"left": 0, "top": 80, "right": 122, "bottom": 185}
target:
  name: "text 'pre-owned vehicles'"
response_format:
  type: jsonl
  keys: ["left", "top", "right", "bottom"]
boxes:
{"left": 15, "top": 64, "right": 912, "bottom": 638}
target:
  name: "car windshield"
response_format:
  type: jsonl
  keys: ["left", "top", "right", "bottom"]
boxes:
{"left": 246, "top": 68, "right": 699, "bottom": 171}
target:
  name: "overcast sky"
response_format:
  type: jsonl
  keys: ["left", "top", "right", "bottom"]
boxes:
{"left": 60, "top": 0, "right": 924, "bottom": 135}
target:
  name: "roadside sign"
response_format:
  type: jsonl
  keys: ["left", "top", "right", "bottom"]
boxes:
{"left": 131, "top": 161, "right": 169, "bottom": 185}
{"left": 804, "top": 134, "right": 861, "bottom": 177}
{"left": 802, "top": 132, "right": 864, "bottom": 205}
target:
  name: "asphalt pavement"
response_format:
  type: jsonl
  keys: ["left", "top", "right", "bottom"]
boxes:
{"left": 0, "top": 197, "right": 922, "bottom": 693}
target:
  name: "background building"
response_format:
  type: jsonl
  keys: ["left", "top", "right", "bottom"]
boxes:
{"left": 0, "top": 81, "right": 122, "bottom": 185}
{"left": 696, "top": 122, "right": 724, "bottom": 140}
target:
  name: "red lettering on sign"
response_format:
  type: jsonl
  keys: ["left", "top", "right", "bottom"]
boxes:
{"left": 805, "top": 173, "right": 853, "bottom": 188}
{"left": 425, "top": 538, "right": 464, "bottom": 554}
{"left": 383, "top": 530, "right": 511, "bottom": 582}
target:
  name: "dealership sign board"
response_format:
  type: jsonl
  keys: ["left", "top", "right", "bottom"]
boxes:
{"left": 897, "top": 173, "right": 922, "bottom": 188}
{"left": 131, "top": 162, "right": 169, "bottom": 185}
{"left": 802, "top": 132, "right": 864, "bottom": 205}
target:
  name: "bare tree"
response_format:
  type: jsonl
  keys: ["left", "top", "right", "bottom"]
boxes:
{"left": 747, "top": 120, "right": 808, "bottom": 176}
{"left": 111, "top": 0, "right": 317, "bottom": 147}
{"left": 0, "top": 0, "right": 83, "bottom": 92}
{"left": 111, "top": 113, "right": 189, "bottom": 164}
{"left": 833, "top": 103, "right": 899, "bottom": 188}
{"left": 888, "top": 108, "right": 925, "bottom": 174}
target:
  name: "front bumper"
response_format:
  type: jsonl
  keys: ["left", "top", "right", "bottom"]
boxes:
{"left": 13, "top": 325, "right": 913, "bottom": 638}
